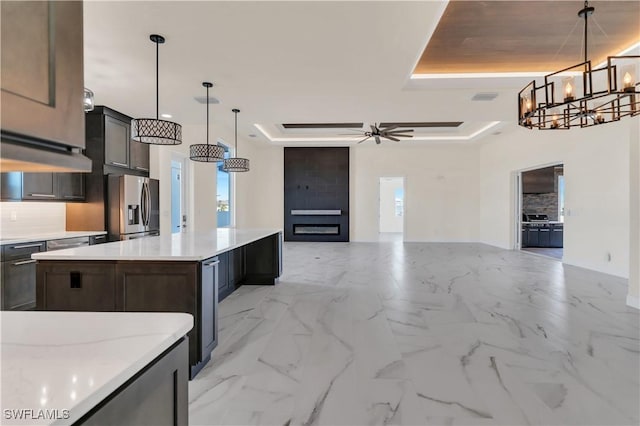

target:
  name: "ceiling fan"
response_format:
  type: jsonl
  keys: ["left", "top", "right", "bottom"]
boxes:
{"left": 344, "top": 123, "right": 414, "bottom": 144}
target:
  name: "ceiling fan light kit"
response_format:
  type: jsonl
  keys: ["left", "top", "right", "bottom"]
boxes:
{"left": 190, "top": 82, "right": 225, "bottom": 162}
{"left": 132, "top": 34, "right": 182, "bottom": 145}
{"left": 223, "top": 109, "right": 250, "bottom": 172}
{"left": 518, "top": 1, "right": 639, "bottom": 130}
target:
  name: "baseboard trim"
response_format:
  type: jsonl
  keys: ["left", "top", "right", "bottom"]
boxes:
{"left": 627, "top": 294, "right": 640, "bottom": 310}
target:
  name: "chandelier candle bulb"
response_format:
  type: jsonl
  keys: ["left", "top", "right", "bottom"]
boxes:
{"left": 551, "top": 114, "right": 559, "bottom": 129}
{"left": 622, "top": 69, "right": 635, "bottom": 92}
{"left": 563, "top": 78, "right": 575, "bottom": 102}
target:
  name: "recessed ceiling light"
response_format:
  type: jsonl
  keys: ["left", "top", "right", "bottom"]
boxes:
{"left": 248, "top": 134, "right": 257, "bottom": 138}
{"left": 160, "top": 113, "right": 172, "bottom": 118}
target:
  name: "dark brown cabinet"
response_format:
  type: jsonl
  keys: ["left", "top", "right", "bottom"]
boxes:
{"left": 77, "top": 338, "right": 188, "bottom": 426}
{"left": 0, "top": 172, "right": 85, "bottom": 201}
{"left": 86, "top": 106, "right": 149, "bottom": 175}
{"left": 218, "top": 248, "right": 245, "bottom": 302}
{"left": 56, "top": 172, "right": 85, "bottom": 201}
{"left": 104, "top": 115, "right": 130, "bottom": 169}
{"left": 36, "top": 262, "right": 117, "bottom": 311}
{"left": 0, "top": 1, "right": 90, "bottom": 172}
{"left": 1, "top": 241, "right": 45, "bottom": 310}
{"left": 130, "top": 139, "right": 150, "bottom": 173}
{"left": 22, "top": 173, "right": 56, "bottom": 200}
{"left": 200, "top": 257, "right": 219, "bottom": 361}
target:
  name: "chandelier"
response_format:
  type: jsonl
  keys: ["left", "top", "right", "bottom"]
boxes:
{"left": 518, "top": 1, "right": 639, "bottom": 130}
{"left": 190, "top": 82, "right": 225, "bottom": 162}
{"left": 223, "top": 109, "right": 250, "bottom": 172}
{"left": 131, "top": 34, "right": 182, "bottom": 145}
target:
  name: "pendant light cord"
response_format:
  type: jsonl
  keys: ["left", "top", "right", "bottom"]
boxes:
{"left": 234, "top": 110, "right": 239, "bottom": 156}
{"left": 206, "top": 85, "right": 210, "bottom": 146}
{"left": 156, "top": 39, "right": 159, "bottom": 121}
{"left": 583, "top": 1, "right": 588, "bottom": 65}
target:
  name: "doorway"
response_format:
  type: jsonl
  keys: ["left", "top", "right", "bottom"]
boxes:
{"left": 379, "top": 177, "right": 404, "bottom": 241}
{"left": 171, "top": 160, "right": 182, "bottom": 234}
{"left": 517, "top": 164, "right": 564, "bottom": 260}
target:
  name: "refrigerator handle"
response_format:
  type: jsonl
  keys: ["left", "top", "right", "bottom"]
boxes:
{"left": 145, "top": 181, "right": 151, "bottom": 227}
{"left": 140, "top": 182, "right": 147, "bottom": 227}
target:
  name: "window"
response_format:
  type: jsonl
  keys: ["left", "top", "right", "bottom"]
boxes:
{"left": 217, "top": 143, "right": 232, "bottom": 227}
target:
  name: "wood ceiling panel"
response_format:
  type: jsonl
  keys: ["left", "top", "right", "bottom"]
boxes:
{"left": 415, "top": 1, "right": 640, "bottom": 74}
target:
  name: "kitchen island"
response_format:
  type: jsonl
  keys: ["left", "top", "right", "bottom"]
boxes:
{"left": 32, "top": 228, "right": 283, "bottom": 378}
{"left": 1, "top": 311, "right": 192, "bottom": 425}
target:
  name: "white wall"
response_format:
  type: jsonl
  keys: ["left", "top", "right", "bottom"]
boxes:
{"left": 351, "top": 144, "right": 480, "bottom": 242}
{"left": 629, "top": 120, "right": 640, "bottom": 308}
{"left": 150, "top": 124, "right": 216, "bottom": 235}
{"left": 235, "top": 139, "right": 284, "bottom": 230}
{"left": 379, "top": 177, "right": 403, "bottom": 233}
{"left": 479, "top": 119, "right": 634, "bottom": 278}
{"left": 0, "top": 202, "right": 66, "bottom": 237}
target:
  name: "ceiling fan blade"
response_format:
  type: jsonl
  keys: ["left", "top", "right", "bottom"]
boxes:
{"left": 370, "top": 124, "right": 378, "bottom": 134}
{"left": 380, "top": 125, "right": 399, "bottom": 132}
{"left": 375, "top": 136, "right": 381, "bottom": 144}
{"left": 357, "top": 135, "right": 371, "bottom": 144}
{"left": 385, "top": 135, "right": 400, "bottom": 142}
{"left": 387, "top": 129, "right": 414, "bottom": 133}
{"left": 392, "top": 134, "right": 413, "bottom": 138}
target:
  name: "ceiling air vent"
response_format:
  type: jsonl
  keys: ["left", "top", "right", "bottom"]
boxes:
{"left": 194, "top": 96, "right": 220, "bottom": 104}
{"left": 281, "top": 123, "right": 363, "bottom": 129}
{"left": 379, "top": 122, "right": 463, "bottom": 128}
{"left": 471, "top": 92, "right": 499, "bottom": 101}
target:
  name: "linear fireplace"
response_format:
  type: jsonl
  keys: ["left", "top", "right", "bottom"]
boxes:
{"left": 293, "top": 224, "right": 340, "bottom": 235}
{"left": 284, "top": 147, "right": 349, "bottom": 242}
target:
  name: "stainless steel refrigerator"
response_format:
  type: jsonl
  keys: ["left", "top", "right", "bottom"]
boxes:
{"left": 107, "top": 175, "right": 160, "bottom": 241}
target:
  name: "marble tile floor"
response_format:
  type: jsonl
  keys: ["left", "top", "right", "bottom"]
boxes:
{"left": 189, "top": 242, "right": 639, "bottom": 426}
{"left": 521, "top": 247, "right": 563, "bottom": 260}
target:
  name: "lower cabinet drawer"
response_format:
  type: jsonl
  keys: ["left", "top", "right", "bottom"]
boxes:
{"left": 37, "top": 263, "right": 117, "bottom": 311}
{"left": 1, "top": 258, "right": 37, "bottom": 310}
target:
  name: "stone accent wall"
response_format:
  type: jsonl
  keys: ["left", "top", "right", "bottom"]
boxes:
{"left": 523, "top": 193, "right": 559, "bottom": 220}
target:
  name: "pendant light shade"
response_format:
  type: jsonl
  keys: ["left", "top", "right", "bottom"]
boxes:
{"left": 223, "top": 109, "right": 250, "bottom": 172}
{"left": 132, "top": 34, "right": 182, "bottom": 145}
{"left": 190, "top": 82, "right": 225, "bottom": 162}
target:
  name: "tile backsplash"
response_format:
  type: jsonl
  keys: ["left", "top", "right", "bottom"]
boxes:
{"left": 523, "top": 193, "right": 559, "bottom": 221}
{"left": 0, "top": 202, "right": 66, "bottom": 237}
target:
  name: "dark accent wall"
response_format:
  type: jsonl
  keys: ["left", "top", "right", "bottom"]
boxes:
{"left": 284, "top": 147, "right": 349, "bottom": 242}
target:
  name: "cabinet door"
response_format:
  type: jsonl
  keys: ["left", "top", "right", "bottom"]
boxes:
{"left": 37, "top": 262, "right": 116, "bottom": 311}
{"left": 550, "top": 227, "right": 564, "bottom": 248}
{"left": 130, "top": 139, "right": 150, "bottom": 173}
{"left": 527, "top": 228, "right": 539, "bottom": 247}
{"left": 521, "top": 228, "right": 528, "bottom": 248}
{"left": 2, "top": 258, "right": 38, "bottom": 310}
{"left": 217, "top": 251, "right": 229, "bottom": 301}
{"left": 104, "top": 115, "right": 130, "bottom": 168}
{"left": 56, "top": 173, "right": 85, "bottom": 201}
{"left": 1, "top": 1, "right": 84, "bottom": 149}
{"left": 200, "top": 258, "right": 219, "bottom": 360}
{"left": 538, "top": 228, "right": 550, "bottom": 248}
{"left": 22, "top": 173, "right": 55, "bottom": 200}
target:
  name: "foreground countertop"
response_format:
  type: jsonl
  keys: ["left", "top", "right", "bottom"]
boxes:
{"left": 0, "top": 311, "right": 193, "bottom": 425}
{"left": 0, "top": 231, "right": 107, "bottom": 246}
{"left": 32, "top": 228, "right": 281, "bottom": 261}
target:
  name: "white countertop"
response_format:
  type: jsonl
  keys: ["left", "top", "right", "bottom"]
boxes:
{"left": 0, "top": 311, "right": 193, "bottom": 425}
{"left": 0, "top": 231, "right": 107, "bottom": 246}
{"left": 32, "top": 228, "right": 281, "bottom": 261}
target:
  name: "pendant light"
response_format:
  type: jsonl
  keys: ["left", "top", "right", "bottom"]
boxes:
{"left": 518, "top": 1, "right": 639, "bottom": 130}
{"left": 131, "top": 34, "right": 182, "bottom": 145}
{"left": 223, "top": 109, "right": 250, "bottom": 172}
{"left": 189, "top": 82, "right": 225, "bottom": 162}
